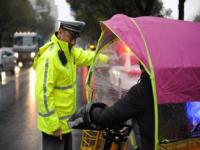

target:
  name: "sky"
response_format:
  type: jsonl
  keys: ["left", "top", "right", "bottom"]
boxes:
{"left": 54, "top": 0, "right": 74, "bottom": 21}
{"left": 54, "top": 0, "right": 200, "bottom": 21}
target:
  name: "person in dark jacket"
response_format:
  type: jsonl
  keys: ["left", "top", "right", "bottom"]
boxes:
{"left": 69, "top": 64, "right": 155, "bottom": 150}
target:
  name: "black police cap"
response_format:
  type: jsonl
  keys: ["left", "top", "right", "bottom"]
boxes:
{"left": 59, "top": 20, "right": 86, "bottom": 36}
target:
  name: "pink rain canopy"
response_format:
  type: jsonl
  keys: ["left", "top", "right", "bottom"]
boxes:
{"left": 99, "top": 14, "right": 200, "bottom": 104}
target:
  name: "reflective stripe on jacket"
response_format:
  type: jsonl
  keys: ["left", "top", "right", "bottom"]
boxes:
{"left": 33, "top": 33, "right": 108, "bottom": 135}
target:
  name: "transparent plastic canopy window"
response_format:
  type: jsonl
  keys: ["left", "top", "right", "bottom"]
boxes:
{"left": 88, "top": 40, "right": 141, "bottom": 106}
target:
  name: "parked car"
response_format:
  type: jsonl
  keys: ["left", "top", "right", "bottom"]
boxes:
{"left": 0, "top": 47, "right": 16, "bottom": 75}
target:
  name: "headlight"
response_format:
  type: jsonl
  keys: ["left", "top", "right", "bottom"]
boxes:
{"left": 18, "top": 62, "right": 23, "bottom": 67}
{"left": 30, "top": 52, "right": 35, "bottom": 58}
{"left": 14, "top": 52, "right": 19, "bottom": 58}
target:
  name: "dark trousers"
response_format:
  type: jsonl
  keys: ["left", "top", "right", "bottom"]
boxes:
{"left": 42, "top": 132, "right": 72, "bottom": 150}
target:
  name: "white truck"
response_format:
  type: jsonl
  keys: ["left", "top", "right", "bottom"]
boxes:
{"left": 13, "top": 32, "right": 39, "bottom": 65}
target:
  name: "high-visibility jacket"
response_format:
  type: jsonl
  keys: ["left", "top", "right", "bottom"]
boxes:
{"left": 33, "top": 33, "right": 107, "bottom": 135}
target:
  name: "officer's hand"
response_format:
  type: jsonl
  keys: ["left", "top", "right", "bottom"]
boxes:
{"left": 68, "top": 102, "right": 107, "bottom": 130}
{"left": 68, "top": 103, "right": 94, "bottom": 129}
{"left": 53, "top": 128, "right": 62, "bottom": 140}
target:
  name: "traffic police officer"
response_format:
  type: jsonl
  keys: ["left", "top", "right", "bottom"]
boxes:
{"left": 33, "top": 20, "right": 108, "bottom": 150}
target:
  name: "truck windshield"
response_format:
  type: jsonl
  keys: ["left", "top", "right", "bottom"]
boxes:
{"left": 14, "top": 36, "right": 37, "bottom": 46}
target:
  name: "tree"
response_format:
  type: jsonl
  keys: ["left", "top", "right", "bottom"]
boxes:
{"left": 194, "top": 12, "right": 200, "bottom": 22}
{"left": 66, "top": 0, "right": 163, "bottom": 42}
{"left": 34, "top": 0, "right": 55, "bottom": 40}
{"left": 0, "top": 0, "right": 36, "bottom": 46}
{"left": 0, "top": 0, "right": 55, "bottom": 47}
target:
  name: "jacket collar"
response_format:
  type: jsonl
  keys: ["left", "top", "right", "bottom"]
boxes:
{"left": 51, "top": 32, "right": 70, "bottom": 55}
{"left": 51, "top": 32, "right": 68, "bottom": 47}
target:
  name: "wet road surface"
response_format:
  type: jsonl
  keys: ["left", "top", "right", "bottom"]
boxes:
{"left": 0, "top": 68, "right": 82, "bottom": 150}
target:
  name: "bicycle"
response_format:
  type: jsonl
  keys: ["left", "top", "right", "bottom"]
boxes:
{"left": 101, "top": 125, "right": 132, "bottom": 150}
{"left": 79, "top": 124, "right": 133, "bottom": 150}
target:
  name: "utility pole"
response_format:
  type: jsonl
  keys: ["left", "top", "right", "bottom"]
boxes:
{"left": 178, "top": 0, "right": 186, "bottom": 20}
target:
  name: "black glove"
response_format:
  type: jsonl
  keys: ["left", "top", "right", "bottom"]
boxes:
{"left": 68, "top": 102, "right": 107, "bottom": 130}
